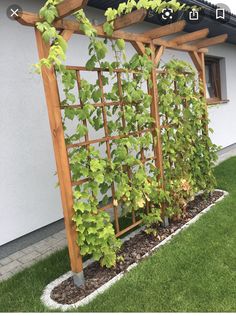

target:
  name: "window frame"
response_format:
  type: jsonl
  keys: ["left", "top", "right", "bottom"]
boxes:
{"left": 205, "top": 56, "right": 223, "bottom": 105}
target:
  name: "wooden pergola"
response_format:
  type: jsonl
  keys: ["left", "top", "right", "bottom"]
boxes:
{"left": 15, "top": 0, "right": 228, "bottom": 286}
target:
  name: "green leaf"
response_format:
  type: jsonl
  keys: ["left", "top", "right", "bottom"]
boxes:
{"left": 90, "top": 159, "right": 102, "bottom": 172}
{"left": 74, "top": 201, "right": 86, "bottom": 212}
{"left": 103, "top": 22, "right": 114, "bottom": 36}
{"left": 76, "top": 124, "right": 88, "bottom": 138}
{"left": 116, "top": 39, "right": 125, "bottom": 50}
{"left": 86, "top": 55, "right": 97, "bottom": 70}
{"left": 92, "top": 89, "right": 102, "bottom": 103}
{"left": 64, "top": 108, "right": 75, "bottom": 120}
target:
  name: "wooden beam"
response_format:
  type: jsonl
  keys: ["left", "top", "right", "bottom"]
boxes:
{"left": 153, "top": 37, "right": 208, "bottom": 53}
{"left": 98, "top": 9, "right": 147, "bottom": 32}
{"left": 114, "top": 8, "right": 146, "bottom": 30}
{"left": 198, "top": 52, "right": 209, "bottom": 135}
{"left": 142, "top": 20, "right": 186, "bottom": 39}
{"left": 16, "top": 12, "right": 151, "bottom": 44}
{"left": 56, "top": 0, "right": 88, "bottom": 19}
{"left": 189, "top": 51, "right": 203, "bottom": 72}
{"left": 154, "top": 46, "right": 165, "bottom": 65}
{"left": 15, "top": 11, "right": 42, "bottom": 26}
{"left": 195, "top": 34, "right": 228, "bottom": 49}
{"left": 169, "top": 28, "right": 209, "bottom": 46}
{"left": 111, "top": 29, "right": 150, "bottom": 43}
{"left": 131, "top": 41, "right": 146, "bottom": 55}
{"left": 149, "top": 41, "right": 165, "bottom": 189}
{"left": 199, "top": 53, "right": 207, "bottom": 99}
{"left": 34, "top": 28, "right": 84, "bottom": 279}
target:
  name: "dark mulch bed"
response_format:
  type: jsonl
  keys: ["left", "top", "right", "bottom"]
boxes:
{"left": 51, "top": 190, "right": 224, "bottom": 305}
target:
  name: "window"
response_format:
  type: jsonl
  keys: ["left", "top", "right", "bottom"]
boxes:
{"left": 205, "top": 57, "right": 222, "bottom": 104}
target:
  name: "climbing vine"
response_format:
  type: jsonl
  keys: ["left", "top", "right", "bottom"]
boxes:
{"left": 35, "top": 0, "right": 217, "bottom": 268}
{"left": 158, "top": 60, "right": 218, "bottom": 218}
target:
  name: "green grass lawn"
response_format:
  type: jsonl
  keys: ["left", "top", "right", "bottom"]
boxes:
{"left": 0, "top": 158, "right": 236, "bottom": 312}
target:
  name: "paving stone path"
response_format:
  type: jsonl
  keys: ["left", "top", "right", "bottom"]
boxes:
{"left": 0, "top": 230, "right": 67, "bottom": 282}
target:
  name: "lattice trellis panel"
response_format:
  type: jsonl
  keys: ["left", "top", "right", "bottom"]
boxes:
{"left": 59, "top": 66, "right": 162, "bottom": 237}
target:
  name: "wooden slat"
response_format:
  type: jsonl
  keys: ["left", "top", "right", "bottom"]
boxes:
{"left": 16, "top": 12, "right": 151, "bottom": 44}
{"left": 97, "top": 9, "right": 147, "bottom": 32}
{"left": 56, "top": 0, "right": 88, "bottom": 19}
{"left": 61, "top": 101, "right": 121, "bottom": 109}
{"left": 97, "top": 70, "right": 120, "bottom": 233}
{"left": 66, "top": 65, "right": 192, "bottom": 75}
{"left": 118, "top": 72, "right": 136, "bottom": 225}
{"left": 115, "top": 220, "right": 142, "bottom": 238}
{"left": 195, "top": 34, "right": 228, "bottom": 49}
{"left": 66, "top": 65, "right": 142, "bottom": 73}
{"left": 142, "top": 20, "right": 186, "bottom": 39}
{"left": 169, "top": 28, "right": 209, "bottom": 45}
{"left": 34, "top": 28, "right": 83, "bottom": 275}
{"left": 66, "top": 128, "right": 155, "bottom": 149}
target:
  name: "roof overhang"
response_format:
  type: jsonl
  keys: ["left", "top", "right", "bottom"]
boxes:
{"left": 87, "top": 0, "right": 236, "bottom": 45}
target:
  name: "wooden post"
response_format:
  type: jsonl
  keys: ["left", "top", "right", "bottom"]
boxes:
{"left": 198, "top": 52, "right": 207, "bottom": 99}
{"left": 199, "top": 52, "right": 210, "bottom": 135}
{"left": 190, "top": 52, "right": 209, "bottom": 135}
{"left": 34, "top": 28, "right": 84, "bottom": 286}
{"left": 149, "top": 42, "right": 164, "bottom": 181}
{"left": 149, "top": 42, "right": 166, "bottom": 221}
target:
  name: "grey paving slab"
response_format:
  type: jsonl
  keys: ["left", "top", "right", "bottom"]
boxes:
{"left": 33, "top": 241, "right": 54, "bottom": 254}
{"left": 0, "top": 228, "right": 68, "bottom": 282}
{"left": 21, "top": 245, "right": 38, "bottom": 255}
{"left": 18, "top": 251, "right": 41, "bottom": 264}
{"left": 8, "top": 250, "right": 25, "bottom": 261}
{"left": 0, "top": 256, "right": 12, "bottom": 266}
{"left": 0, "top": 260, "right": 21, "bottom": 275}
{"left": 0, "top": 219, "right": 64, "bottom": 260}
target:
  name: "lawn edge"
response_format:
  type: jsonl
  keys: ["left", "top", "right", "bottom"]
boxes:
{"left": 41, "top": 189, "right": 228, "bottom": 311}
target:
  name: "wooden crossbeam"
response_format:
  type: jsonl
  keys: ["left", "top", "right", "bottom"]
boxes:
{"left": 153, "top": 37, "right": 208, "bottom": 53}
{"left": 169, "top": 28, "right": 209, "bottom": 46}
{"left": 16, "top": 12, "right": 151, "bottom": 44}
{"left": 56, "top": 0, "right": 88, "bottom": 19}
{"left": 15, "top": 11, "right": 42, "bottom": 26}
{"left": 141, "top": 20, "right": 186, "bottom": 39}
{"left": 195, "top": 34, "right": 228, "bottom": 49}
{"left": 16, "top": 12, "right": 208, "bottom": 53}
{"left": 98, "top": 9, "right": 147, "bottom": 32}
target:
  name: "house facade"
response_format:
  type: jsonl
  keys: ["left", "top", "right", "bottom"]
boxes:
{"left": 0, "top": 0, "right": 235, "bottom": 246}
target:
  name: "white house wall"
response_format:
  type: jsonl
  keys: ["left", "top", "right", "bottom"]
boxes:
{"left": 0, "top": 1, "right": 235, "bottom": 245}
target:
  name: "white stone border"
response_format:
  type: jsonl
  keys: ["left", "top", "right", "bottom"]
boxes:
{"left": 41, "top": 189, "right": 228, "bottom": 311}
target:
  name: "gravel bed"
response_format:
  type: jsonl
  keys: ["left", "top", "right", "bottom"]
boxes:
{"left": 51, "top": 190, "right": 224, "bottom": 305}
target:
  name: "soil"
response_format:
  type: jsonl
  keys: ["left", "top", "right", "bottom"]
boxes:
{"left": 51, "top": 190, "right": 224, "bottom": 305}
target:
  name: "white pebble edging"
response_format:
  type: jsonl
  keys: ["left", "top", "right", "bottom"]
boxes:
{"left": 41, "top": 189, "right": 228, "bottom": 311}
